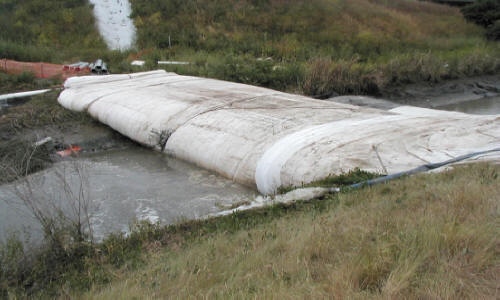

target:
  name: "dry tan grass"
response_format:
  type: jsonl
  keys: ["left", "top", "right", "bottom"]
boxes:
{"left": 80, "top": 163, "right": 499, "bottom": 299}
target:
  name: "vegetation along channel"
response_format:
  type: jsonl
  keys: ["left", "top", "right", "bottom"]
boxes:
{"left": 0, "top": 0, "right": 499, "bottom": 298}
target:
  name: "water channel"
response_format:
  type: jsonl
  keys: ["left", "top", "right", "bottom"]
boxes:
{"left": 0, "top": 147, "right": 257, "bottom": 243}
{"left": 433, "top": 95, "right": 500, "bottom": 115}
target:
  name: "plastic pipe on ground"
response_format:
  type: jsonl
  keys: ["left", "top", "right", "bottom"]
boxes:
{"left": 0, "top": 89, "right": 51, "bottom": 101}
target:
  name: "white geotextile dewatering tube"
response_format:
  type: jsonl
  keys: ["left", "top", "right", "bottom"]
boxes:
{"left": 58, "top": 70, "right": 500, "bottom": 195}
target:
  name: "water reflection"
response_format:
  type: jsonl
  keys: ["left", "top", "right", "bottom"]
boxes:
{"left": 435, "top": 96, "right": 500, "bottom": 115}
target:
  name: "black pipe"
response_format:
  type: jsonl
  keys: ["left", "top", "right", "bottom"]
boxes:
{"left": 347, "top": 147, "right": 500, "bottom": 190}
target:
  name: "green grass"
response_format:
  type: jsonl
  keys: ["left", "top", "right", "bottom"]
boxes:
{"left": 0, "top": 89, "right": 90, "bottom": 135}
{"left": 0, "top": 0, "right": 134, "bottom": 72}
{"left": 0, "top": 0, "right": 123, "bottom": 61}
{"left": 277, "top": 168, "right": 382, "bottom": 194}
{"left": 128, "top": 0, "right": 500, "bottom": 95}
{"left": 0, "top": 71, "right": 61, "bottom": 94}
{"left": 0, "top": 0, "right": 106, "bottom": 62}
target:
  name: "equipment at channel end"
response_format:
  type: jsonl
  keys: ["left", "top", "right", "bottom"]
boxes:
{"left": 89, "top": 59, "right": 108, "bottom": 75}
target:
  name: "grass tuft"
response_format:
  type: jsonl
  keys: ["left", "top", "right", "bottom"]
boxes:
{"left": 277, "top": 167, "right": 382, "bottom": 194}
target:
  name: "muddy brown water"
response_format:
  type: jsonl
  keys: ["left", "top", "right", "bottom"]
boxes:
{"left": 0, "top": 147, "right": 257, "bottom": 243}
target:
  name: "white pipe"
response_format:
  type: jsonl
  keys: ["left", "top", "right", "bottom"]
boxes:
{"left": 33, "top": 137, "right": 53, "bottom": 147}
{"left": 130, "top": 60, "right": 190, "bottom": 66}
{"left": 157, "top": 61, "right": 190, "bottom": 65}
{"left": 0, "top": 89, "right": 51, "bottom": 101}
{"left": 131, "top": 60, "right": 145, "bottom": 66}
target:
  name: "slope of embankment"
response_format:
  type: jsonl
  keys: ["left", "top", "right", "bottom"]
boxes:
{"left": 129, "top": 0, "right": 500, "bottom": 95}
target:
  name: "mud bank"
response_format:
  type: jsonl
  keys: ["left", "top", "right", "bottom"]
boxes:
{"left": 383, "top": 75, "right": 500, "bottom": 108}
{"left": 0, "top": 118, "right": 132, "bottom": 159}
{"left": 0, "top": 91, "right": 257, "bottom": 243}
{"left": 328, "top": 75, "right": 500, "bottom": 115}
{"left": 0, "top": 90, "right": 133, "bottom": 188}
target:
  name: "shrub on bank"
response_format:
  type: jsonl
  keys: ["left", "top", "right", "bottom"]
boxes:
{"left": 142, "top": 42, "right": 500, "bottom": 97}
{"left": 461, "top": 0, "right": 500, "bottom": 40}
{"left": 301, "top": 58, "right": 381, "bottom": 98}
{"left": 486, "top": 20, "right": 500, "bottom": 40}
{"left": 461, "top": 0, "right": 500, "bottom": 27}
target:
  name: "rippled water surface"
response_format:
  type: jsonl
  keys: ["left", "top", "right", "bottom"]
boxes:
{"left": 0, "top": 148, "right": 257, "bottom": 242}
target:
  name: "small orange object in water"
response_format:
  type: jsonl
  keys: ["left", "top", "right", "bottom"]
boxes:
{"left": 56, "top": 145, "right": 81, "bottom": 157}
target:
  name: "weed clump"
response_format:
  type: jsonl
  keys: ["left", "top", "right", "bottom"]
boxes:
{"left": 0, "top": 140, "right": 52, "bottom": 184}
{"left": 0, "top": 71, "right": 58, "bottom": 94}
{"left": 301, "top": 58, "right": 381, "bottom": 98}
{"left": 277, "top": 168, "right": 382, "bottom": 194}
